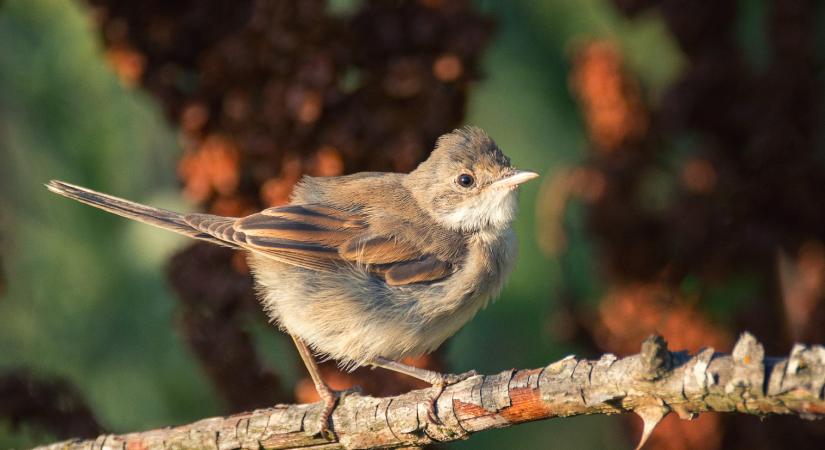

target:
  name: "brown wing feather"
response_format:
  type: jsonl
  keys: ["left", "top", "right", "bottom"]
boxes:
{"left": 185, "top": 208, "right": 345, "bottom": 272}
{"left": 381, "top": 257, "right": 454, "bottom": 286}
{"left": 339, "top": 236, "right": 422, "bottom": 264}
{"left": 186, "top": 204, "right": 455, "bottom": 284}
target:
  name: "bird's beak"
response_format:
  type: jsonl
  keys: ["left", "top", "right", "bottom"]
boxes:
{"left": 493, "top": 169, "right": 539, "bottom": 189}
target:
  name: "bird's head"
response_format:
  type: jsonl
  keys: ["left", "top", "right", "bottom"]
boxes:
{"left": 405, "top": 126, "right": 538, "bottom": 233}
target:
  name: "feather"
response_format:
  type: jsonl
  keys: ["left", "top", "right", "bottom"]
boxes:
{"left": 188, "top": 204, "right": 460, "bottom": 285}
{"left": 382, "top": 257, "right": 454, "bottom": 286}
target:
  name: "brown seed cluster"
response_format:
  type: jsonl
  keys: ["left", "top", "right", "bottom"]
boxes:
{"left": 0, "top": 370, "right": 104, "bottom": 440}
{"left": 88, "top": 0, "right": 493, "bottom": 412}
{"left": 91, "top": 0, "right": 492, "bottom": 215}
{"left": 569, "top": 41, "right": 649, "bottom": 154}
{"left": 592, "top": 283, "right": 731, "bottom": 357}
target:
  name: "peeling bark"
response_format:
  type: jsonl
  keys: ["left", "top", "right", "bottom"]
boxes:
{"left": 35, "top": 333, "right": 825, "bottom": 450}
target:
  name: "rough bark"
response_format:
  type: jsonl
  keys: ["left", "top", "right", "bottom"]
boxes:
{"left": 35, "top": 333, "right": 825, "bottom": 450}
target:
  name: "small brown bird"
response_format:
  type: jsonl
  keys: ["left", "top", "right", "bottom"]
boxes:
{"left": 47, "top": 126, "right": 538, "bottom": 435}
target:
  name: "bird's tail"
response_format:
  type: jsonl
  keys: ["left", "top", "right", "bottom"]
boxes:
{"left": 46, "top": 180, "right": 237, "bottom": 247}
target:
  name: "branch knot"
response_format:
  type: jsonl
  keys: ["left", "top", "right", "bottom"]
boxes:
{"left": 639, "top": 335, "right": 672, "bottom": 381}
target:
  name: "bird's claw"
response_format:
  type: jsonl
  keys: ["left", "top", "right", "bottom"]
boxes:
{"left": 425, "top": 370, "right": 480, "bottom": 424}
{"left": 313, "top": 386, "right": 363, "bottom": 440}
{"left": 319, "top": 426, "right": 336, "bottom": 441}
{"left": 315, "top": 390, "right": 340, "bottom": 440}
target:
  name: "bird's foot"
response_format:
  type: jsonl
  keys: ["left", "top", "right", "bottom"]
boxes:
{"left": 312, "top": 386, "right": 363, "bottom": 440}
{"left": 426, "top": 370, "right": 479, "bottom": 424}
{"left": 316, "top": 388, "right": 339, "bottom": 440}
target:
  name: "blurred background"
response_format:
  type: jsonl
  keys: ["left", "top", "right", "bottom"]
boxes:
{"left": 1, "top": 0, "right": 825, "bottom": 448}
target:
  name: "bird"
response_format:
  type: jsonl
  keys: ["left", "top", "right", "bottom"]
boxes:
{"left": 46, "top": 125, "right": 538, "bottom": 436}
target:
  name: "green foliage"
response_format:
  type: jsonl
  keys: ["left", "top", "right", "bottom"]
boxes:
{"left": 0, "top": 0, "right": 218, "bottom": 446}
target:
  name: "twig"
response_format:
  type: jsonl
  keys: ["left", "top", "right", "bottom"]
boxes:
{"left": 34, "top": 333, "right": 825, "bottom": 450}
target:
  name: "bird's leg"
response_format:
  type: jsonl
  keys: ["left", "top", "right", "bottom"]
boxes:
{"left": 290, "top": 334, "right": 337, "bottom": 439}
{"left": 371, "top": 356, "right": 478, "bottom": 424}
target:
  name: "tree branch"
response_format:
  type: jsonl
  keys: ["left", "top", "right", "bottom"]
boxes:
{"left": 34, "top": 333, "right": 825, "bottom": 450}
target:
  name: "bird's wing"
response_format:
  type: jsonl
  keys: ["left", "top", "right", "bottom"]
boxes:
{"left": 185, "top": 205, "right": 456, "bottom": 285}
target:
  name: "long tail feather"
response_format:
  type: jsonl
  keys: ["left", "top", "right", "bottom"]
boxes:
{"left": 46, "top": 180, "right": 239, "bottom": 248}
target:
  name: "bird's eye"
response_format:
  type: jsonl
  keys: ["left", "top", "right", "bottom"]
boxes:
{"left": 457, "top": 174, "right": 475, "bottom": 188}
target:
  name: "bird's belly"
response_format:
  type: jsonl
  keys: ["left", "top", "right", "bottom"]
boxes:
{"left": 247, "top": 228, "right": 515, "bottom": 369}
{"left": 247, "top": 253, "right": 494, "bottom": 369}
